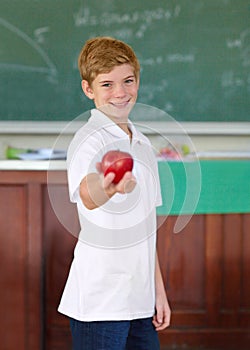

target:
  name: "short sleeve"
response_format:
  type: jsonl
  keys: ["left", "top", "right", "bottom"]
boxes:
{"left": 66, "top": 128, "right": 104, "bottom": 203}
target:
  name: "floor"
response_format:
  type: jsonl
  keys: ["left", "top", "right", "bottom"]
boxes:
{"left": 161, "top": 347, "right": 221, "bottom": 350}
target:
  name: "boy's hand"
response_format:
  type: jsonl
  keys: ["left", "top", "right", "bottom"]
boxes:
{"left": 152, "top": 253, "right": 171, "bottom": 331}
{"left": 80, "top": 164, "right": 137, "bottom": 210}
{"left": 152, "top": 294, "right": 171, "bottom": 331}
{"left": 96, "top": 162, "right": 137, "bottom": 195}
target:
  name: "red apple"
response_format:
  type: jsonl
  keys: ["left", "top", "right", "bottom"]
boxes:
{"left": 101, "top": 150, "right": 134, "bottom": 184}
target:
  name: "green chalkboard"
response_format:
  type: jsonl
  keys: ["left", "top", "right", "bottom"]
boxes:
{"left": 0, "top": 0, "right": 249, "bottom": 121}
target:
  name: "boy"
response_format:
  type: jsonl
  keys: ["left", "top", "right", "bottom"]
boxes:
{"left": 58, "top": 36, "right": 171, "bottom": 350}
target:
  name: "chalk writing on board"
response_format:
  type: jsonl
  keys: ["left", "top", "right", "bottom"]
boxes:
{"left": 240, "top": 28, "right": 250, "bottom": 67}
{"left": 226, "top": 39, "right": 242, "bottom": 49}
{"left": 139, "top": 79, "right": 175, "bottom": 114}
{"left": 73, "top": 5, "right": 181, "bottom": 38}
{"left": 34, "top": 26, "right": 50, "bottom": 44}
{"left": 167, "top": 54, "right": 195, "bottom": 63}
{"left": 0, "top": 18, "right": 57, "bottom": 82}
{"left": 221, "top": 71, "right": 246, "bottom": 88}
{"left": 226, "top": 28, "right": 250, "bottom": 67}
{"left": 140, "top": 53, "right": 195, "bottom": 67}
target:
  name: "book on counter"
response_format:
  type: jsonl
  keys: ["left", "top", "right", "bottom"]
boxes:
{"left": 6, "top": 146, "right": 67, "bottom": 160}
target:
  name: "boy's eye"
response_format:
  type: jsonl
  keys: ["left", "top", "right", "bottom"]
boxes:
{"left": 101, "top": 83, "right": 111, "bottom": 87}
{"left": 125, "top": 79, "right": 134, "bottom": 84}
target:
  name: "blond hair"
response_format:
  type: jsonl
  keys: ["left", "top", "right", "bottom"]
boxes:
{"left": 78, "top": 36, "right": 140, "bottom": 85}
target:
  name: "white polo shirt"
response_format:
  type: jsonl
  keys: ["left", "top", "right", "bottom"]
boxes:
{"left": 58, "top": 109, "right": 162, "bottom": 321}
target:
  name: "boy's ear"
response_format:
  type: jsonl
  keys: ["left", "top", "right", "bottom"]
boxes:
{"left": 136, "top": 76, "right": 140, "bottom": 89}
{"left": 81, "top": 80, "right": 94, "bottom": 100}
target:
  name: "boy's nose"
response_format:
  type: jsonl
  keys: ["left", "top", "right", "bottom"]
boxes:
{"left": 114, "top": 84, "right": 126, "bottom": 97}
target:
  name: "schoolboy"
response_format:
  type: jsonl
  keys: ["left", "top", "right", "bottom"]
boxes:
{"left": 58, "top": 36, "right": 171, "bottom": 350}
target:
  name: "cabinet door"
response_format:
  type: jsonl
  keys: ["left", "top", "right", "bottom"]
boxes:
{"left": 0, "top": 185, "right": 28, "bottom": 350}
{"left": 43, "top": 184, "right": 78, "bottom": 350}
{"left": 0, "top": 178, "right": 45, "bottom": 350}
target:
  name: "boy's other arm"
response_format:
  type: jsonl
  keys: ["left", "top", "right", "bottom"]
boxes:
{"left": 153, "top": 252, "right": 171, "bottom": 331}
{"left": 80, "top": 170, "right": 136, "bottom": 210}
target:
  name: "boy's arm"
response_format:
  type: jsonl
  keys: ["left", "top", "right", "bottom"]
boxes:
{"left": 153, "top": 251, "right": 171, "bottom": 331}
{"left": 80, "top": 169, "right": 136, "bottom": 210}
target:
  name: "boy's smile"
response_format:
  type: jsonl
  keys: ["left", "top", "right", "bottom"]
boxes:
{"left": 82, "top": 64, "right": 139, "bottom": 123}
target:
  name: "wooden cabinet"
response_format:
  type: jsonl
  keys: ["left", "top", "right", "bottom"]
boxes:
{"left": 157, "top": 214, "right": 250, "bottom": 348}
{"left": 0, "top": 170, "right": 249, "bottom": 349}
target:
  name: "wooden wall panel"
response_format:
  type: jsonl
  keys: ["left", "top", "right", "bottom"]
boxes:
{"left": 43, "top": 184, "right": 77, "bottom": 350}
{"left": 158, "top": 213, "right": 250, "bottom": 349}
{"left": 240, "top": 214, "right": 250, "bottom": 328}
{"left": 157, "top": 215, "right": 206, "bottom": 328}
{"left": 0, "top": 181, "right": 44, "bottom": 350}
{"left": 205, "top": 214, "right": 223, "bottom": 327}
{"left": 26, "top": 183, "right": 43, "bottom": 350}
{"left": 0, "top": 185, "right": 27, "bottom": 350}
{"left": 221, "top": 214, "right": 242, "bottom": 327}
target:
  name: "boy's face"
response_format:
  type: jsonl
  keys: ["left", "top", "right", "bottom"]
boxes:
{"left": 82, "top": 64, "right": 139, "bottom": 121}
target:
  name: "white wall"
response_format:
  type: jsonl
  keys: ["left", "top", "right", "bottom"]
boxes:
{"left": 0, "top": 121, "right": 249, "bottom": 159}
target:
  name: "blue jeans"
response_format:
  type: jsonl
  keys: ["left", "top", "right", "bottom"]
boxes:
{"left": 70, "top": 317, "right": 160, "bottom": 350}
